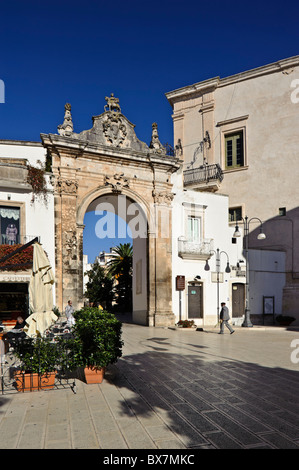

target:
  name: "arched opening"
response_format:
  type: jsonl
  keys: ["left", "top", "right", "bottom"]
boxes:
{"left": 82, "top": 192, "right": 148, "bottom": 324}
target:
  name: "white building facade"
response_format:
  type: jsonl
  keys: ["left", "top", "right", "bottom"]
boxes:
{"left": 171, "top": 168, "right": 286, "bottom": 326}
{"left": 0, "top": 140, "right": 55, "bottom": 323}
{"left": 167, "top": 56, "right": 298, "bottom": 325}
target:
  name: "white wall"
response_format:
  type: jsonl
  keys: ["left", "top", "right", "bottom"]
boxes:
{"left": 0, "top": 140, "right": 46, "bottom": 166}
{"left": 0, "top": 141, "right": 55, "bottom": 303}
{"left": 248, "top": 249, "right": 286, "bottom": 318}
{"left": 171, "top": 170, "right": 245, "bottom": 326}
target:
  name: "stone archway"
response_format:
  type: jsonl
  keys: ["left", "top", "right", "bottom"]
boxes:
{"left": 41, "top": 95, "right": 180, "bottom": 326}
{"left": 79, "top": 187, "right": 149, "bottom": 324}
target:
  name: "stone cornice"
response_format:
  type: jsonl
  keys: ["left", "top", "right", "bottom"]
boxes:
{"left": 218, "top": 55, "right": 299, "bottom": 87}
{"left": 0, "top": 139, "right": 42, "bottom": 147}
{"left": 166, "top": 78, "right": 219, "bottom": 106}
{"left": 41, "top": 133, "right": 181, "bottom": 173}
{"left": 166, "top": 55, "right": 299, "bottom": 105}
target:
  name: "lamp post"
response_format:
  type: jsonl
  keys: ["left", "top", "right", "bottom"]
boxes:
{"left": 233, "top": 216, "right": 266, "bottom": 327}
{"left": 204, "top": 248, "right": 231, "bottom": 323}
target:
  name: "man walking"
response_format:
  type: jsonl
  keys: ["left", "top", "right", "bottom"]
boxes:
{"left": 65, "top": 300, "right": 75, "bottom": 326}
{"left": 219, "top": 302, "right": 235, "bottom": 334}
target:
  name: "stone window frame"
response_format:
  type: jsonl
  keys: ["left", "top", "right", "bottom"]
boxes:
{"left": 216, "top": 115, "right": 249, "bottom": 173}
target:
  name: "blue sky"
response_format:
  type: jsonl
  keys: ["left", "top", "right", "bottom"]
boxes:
{"left": 1, "top": 0, "right": 298, "bottom": 262}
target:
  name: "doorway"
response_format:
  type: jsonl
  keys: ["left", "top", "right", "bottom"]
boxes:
{"left": 188, "top": 283, "right": 203, "bottom": 319}
{"left": 83, "top": 193, "right": 148, "bottom": 324}
{"left": 0, "top": 283, "right": 29, "bottom": 322}
{"left": 232, "top": 283, "right": 245, "bottom": 317}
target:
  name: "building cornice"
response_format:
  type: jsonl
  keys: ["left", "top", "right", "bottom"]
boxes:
{"left": 41, "top": 133, "right": 181, "bottom": 173}
{"left": 218, "top": 55, "right": 299, "bottom": 88}
{"left": 166, "top": 55, "right": 299, "bottom": 106}
{"left": 0, "top": 139, "right": 42, "bottom": 147}
{"left": 166, "top": 78, "right": 219, "bottom": 106}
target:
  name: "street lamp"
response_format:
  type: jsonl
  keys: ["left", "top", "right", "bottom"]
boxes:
{"left": 233, "top": 216, "right": 266, "bottom": 327}
{"left": 205, "top": 248, "right": 231, "bottom": 323}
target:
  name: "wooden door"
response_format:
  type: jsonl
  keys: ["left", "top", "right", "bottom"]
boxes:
{"left": 188, "top": 284, "right": 203, "bottom": 319}
{"left": 232, "top": 283, "right": 245, "bottom": 317}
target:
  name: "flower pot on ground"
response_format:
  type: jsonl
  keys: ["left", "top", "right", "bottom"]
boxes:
{"left": 84, "top": 366, "right": 106, "bottom": 384}
{"left": 176, "top": 320, "right": 196, "bottom": 328}
{"left": 14, "top": 370, "right": 56, "bottom": 392}
{"left": 13, "top": 336, "right": 58, "bottom": 391}
{"left": 71, "top": 307, "right": 123, "bottom": 384}
{"left": 275, "top": 315, "right": 296, "bottom": 326}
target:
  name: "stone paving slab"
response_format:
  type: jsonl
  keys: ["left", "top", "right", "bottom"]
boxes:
{"left": 0, "top": 323, "right": 298, "bottom": 450}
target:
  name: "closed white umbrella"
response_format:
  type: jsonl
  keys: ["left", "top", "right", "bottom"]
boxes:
{"left": 25, "top": 243, "right": 57, "bottom": 337}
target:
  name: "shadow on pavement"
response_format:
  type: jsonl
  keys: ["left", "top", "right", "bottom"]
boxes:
{"left": 105, "top": 345, "right": 299, "bottom": 449}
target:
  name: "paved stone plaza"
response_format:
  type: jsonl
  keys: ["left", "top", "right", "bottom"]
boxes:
{"left": 0, "top": 321, "right": 298, "bottom": 449}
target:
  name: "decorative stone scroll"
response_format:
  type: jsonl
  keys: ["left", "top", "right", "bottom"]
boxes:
{"left": 63, "top": 230, "right": 77, "bottom": 265}
{"left": 56, "top": 178, "right": 78, "bottom": 195}
{"left": 104, "top": 173, "right": 130, "bottom": 193}
{"left": 152, "top": 190, "right": 174, "bottom": 205}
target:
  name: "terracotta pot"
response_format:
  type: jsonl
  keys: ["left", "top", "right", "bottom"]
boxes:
{"left": 15, "top": 371, "right": 56, "bottom": 392}
{"left": 84, "top": 366, "right": 106, "bottom": 384}
{"left": 40, "top": 371, "right": 56, "bottom": 390}
{"left": 15, "top": 372, "right": 39, "bottom": 392}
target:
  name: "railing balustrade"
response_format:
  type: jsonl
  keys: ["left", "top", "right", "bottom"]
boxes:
{"left": 184, "top": 163, "right": 223, "bottom": 186}
{"left": 0, "top": 235, "right": 39, "bottom": 246}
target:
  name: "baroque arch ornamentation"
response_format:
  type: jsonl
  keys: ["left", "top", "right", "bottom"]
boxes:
{"left": 41, "top": 95, "right": 180, "bottom": 327}
{"left": 77, "top": 185, "right": 150, "bottom": 228}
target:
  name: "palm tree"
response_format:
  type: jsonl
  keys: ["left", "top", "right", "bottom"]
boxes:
{"left": 107, "top": 243, "right": 133, "bottom": 313}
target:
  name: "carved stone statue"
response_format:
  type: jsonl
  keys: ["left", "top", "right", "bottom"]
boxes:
{"left": 104, "top": 93, "right": 121, "bottom": 113}
{"left": 58, "top": 103, "right": 74, "bottom": 137}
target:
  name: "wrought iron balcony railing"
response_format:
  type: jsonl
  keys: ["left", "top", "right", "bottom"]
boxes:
{"left": 183, "top": 163, "right": 223, "bottom": 191}
{"left": 0, "top": 235, "right": 40, "bottom": 246}
{"left": 178, "top": 237, "right": 214, "bottom": 260}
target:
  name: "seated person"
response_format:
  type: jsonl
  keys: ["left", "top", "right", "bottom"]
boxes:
{"left": 6, "top": 316, "right": 27, "bottom": 345}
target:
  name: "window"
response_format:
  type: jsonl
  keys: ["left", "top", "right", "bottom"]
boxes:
{"left": 0, "top": 206, "right": 20, "bottom": 245}
{"left": 279, "top": 207, "right": 286, "bottom": 216}
{"left": 229, "top": 207, "right": 242, "bottom": 223}
{"left": 187, "top": 216, "right": 201, "bottom": 242}
{"left": 225, "top": 131, "right": 244, "bottom": 169}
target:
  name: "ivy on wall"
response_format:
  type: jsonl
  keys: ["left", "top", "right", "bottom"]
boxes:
{"left": 26, "top": 160, "right": 48, "bottom": 204}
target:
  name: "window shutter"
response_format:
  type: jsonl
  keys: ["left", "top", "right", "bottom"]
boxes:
{"left": 225, "top": 132, "right": 244, "bottom": 168}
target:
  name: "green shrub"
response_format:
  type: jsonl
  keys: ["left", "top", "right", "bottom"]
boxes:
{"left": 72, "top": 307, "right": 123, "bottom": 369}
{"left": 14, "top": 336, "right": 59, "bottom": 375}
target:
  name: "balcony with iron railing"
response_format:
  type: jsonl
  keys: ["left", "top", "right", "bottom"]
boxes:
{"left": 178, "top": 237, "right": 214, "bottom": 260}
{"left": 183, "top": 163, "right": 223, "bottom": 192}
{"left": 0, "top": 234, "right": 40, "bottom": 246}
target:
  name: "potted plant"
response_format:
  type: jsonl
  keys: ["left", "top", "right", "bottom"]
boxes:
{"left": 275, "top": 315, "right": 296, "bottom": 326}
{"left": 72, "top": 307, "right": 123, "bottom": 384}
{"left": 176, "top": 319, "right": 196, "bottom": 328}
{"left": 13, "top": 336, "right": 59, "bottom": 391}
